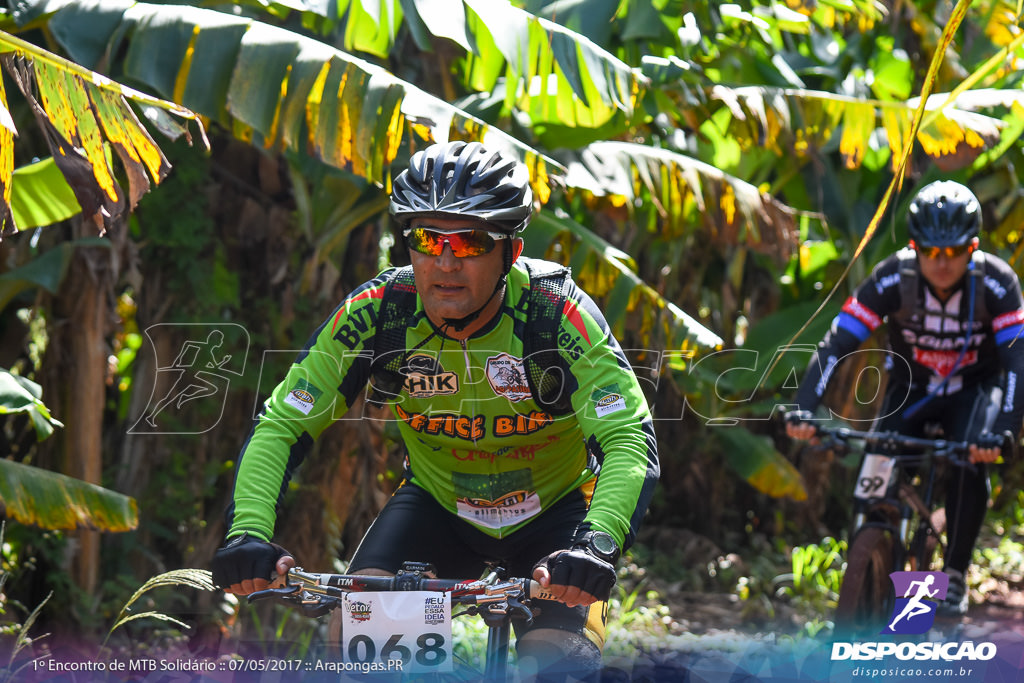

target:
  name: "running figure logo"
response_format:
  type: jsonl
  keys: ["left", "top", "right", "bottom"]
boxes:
{"left": 882, "top": 571, "right": 949, "bottom": 635}
{"left": 131, "top": 324, "right": 248, "bottom": 434}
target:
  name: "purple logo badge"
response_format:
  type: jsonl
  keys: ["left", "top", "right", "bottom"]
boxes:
{"left": 882, "top": 571, "right": 949, "bottom": 634}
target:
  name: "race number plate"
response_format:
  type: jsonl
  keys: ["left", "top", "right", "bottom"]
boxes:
{"left": 854, "top": 454, "right": 895, "bottom": 500}
{"left": 341, "top": 591, "right": 452, "bottom": 674}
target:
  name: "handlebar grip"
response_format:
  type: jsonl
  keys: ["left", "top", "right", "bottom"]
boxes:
{"left": 526, "top": 580, "right": 559, "bottom": 602}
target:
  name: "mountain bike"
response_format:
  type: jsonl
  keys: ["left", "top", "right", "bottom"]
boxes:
{"left": 815, "top": 427, "right": 973, "bottom": 632}
{"left": 248, "top": 560, "right": 554, "bottom": 681}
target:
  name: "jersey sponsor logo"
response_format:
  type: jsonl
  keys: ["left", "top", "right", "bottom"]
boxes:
{"left": 900, "top": 329, "right": 986, "bottom": 349}
{"left": 984, "top": 275, "right": 1008, "bottom": 299}
{"left": 395, "top": 405, "right": 485, "bottom": 441}
{"left": 485, "top": 353, "right": 530, "bottom": 402}
{"left": 285, "top": 379, "right": 323, "bottom": 415}
{"left": 562, "top": 300, "right": 591, "bottom": 344}
{"left": 402, "top": 353, "right": 459, "bottom": 397}
{"left": 591, "top": 384, "right": 628, "bottom": 417}
{"left": 455, "top": 491, "right": 542, "bottom": 529}
{"left": 841, "top": 297, "right": 882, "bottom": 330}
{"left": 452, "top": 436, "right": 559, "bottom": 463}
{"left": 913, "top": 348, "right": 978, "bottom": 377}
{"left": 453, "top": 469, "right": 542, "bottom": 529}
{"left": 332, "top": 304, "right": 378, "bottom": 349}
{"left": 993, "top": 309, "right": 1024, "bottom": 332}
{"left": 557, "top": 331, "right": 587, "bottom": 361}
{"left": 493, "top": 411, "right": 553, "bottom": 436}
{"left": 876, "top": 271, "right": 900, "bottom": 295}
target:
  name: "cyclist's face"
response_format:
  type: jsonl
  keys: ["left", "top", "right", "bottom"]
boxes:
{"left": 408, "top": 217, "right": 523, "bottom": 336}
{"left": 915, "top": 238, "right": 977, "bottom": 297}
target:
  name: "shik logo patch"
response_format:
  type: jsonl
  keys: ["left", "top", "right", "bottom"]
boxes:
{"left": 882, "top": 571, "right": 948, "bottom": 635}
{"left": 402, "top": 353, "right": 458, "bottom": 397}
{"left": 486, "top": 353, "right": 531, "bottom": 402}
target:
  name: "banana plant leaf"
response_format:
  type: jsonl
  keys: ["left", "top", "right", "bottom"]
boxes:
{"left": 562, "top": 141, "right": 799, "bottom": 264}
{"left": 712, "top": 424, "right": 807, "bottom": 501}
{"left": 0, "top": 458, "right": 138, "bottom": 532}
{"left": 0, "top": 369, "right": 62, "bottom": 440}
{"left": 17, "top": 0, "right": 561, "bottom": 199}
{"left": 0, "top": 30, "right": 206, "bottom": 235}
{"left": 0, "top": 238, "right": 109, "bottom": 312}
{"left": 528, "top": 209, "right": 723, "bottom": 356}
{"left": 9, "top": 155, "right": 82, "bottom": 230}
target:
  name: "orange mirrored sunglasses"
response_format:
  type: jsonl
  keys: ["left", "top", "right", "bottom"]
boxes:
{"left": 404, "top": 226, "right": 508, "bottom": 258}
{"left": 911, "top": 241, "right": 974, "bottom": 260}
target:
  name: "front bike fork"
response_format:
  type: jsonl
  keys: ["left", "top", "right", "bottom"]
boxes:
{"left": 484, "top": 621, "right": 511, "bottom": 682}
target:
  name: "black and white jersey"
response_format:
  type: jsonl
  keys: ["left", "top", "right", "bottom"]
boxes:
{"left": 796, "top": 248, "right": 1024, "bottom": 435}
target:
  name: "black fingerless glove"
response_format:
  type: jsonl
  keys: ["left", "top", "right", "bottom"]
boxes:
{"left": 211, "top": 533, "right": 290, "bottom": 589}
{"left": 533, "top": 548, "right": 616, "bottom": 601}
{"left": 976, "top": 430, "right": 1014, "bottom": 456}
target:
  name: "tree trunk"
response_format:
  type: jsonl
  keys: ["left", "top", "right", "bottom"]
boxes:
{"left": 50, "top": 218, "right": 119, "bottom": 594}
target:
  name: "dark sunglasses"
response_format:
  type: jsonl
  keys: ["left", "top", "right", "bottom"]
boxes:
{"left": 913, "top": 242, "right": 974, "bottom": 260}
{"left": 404, "top": 226, "right": 507, "bottom": 258}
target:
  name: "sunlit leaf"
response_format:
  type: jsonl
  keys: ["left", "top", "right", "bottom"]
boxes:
{"left": 0, "top": 458, "right": 138, "bottom": 532}
{"left": 713, "top": 426, "right": 807, "bottom": 500}
{"left": 528, "top": 210, "right": 723, "bottom": 355}
{"left": 9, "top": 156, "right": 82, "bottom": 230}
{"left": 28, "top": 2, "right": 563, "bottom": 195}
{"left": 562, "top": 141, "right": 799, "bottom": 264}
{"left": 0, "top": 29, "right": 204, "bottom": 233}
{"left": 0, "top": 71, "right": 16, "bottom": 235}
{"left": 707, "top": 86, "right": 1011, "bottom": 173}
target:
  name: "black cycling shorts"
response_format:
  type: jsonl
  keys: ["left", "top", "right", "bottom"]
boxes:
{"left": 348, "top": 481, "right": 607, "bottom": 648}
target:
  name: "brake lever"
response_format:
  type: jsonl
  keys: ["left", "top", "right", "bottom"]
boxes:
{"left": 506, "top": 595, "right": 534, "bottom": 626}
{"left": 247, "top": 584, "right": 302, "bottom": 604}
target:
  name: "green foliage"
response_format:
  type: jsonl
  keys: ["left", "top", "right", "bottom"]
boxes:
{"left": 0, "top": 524, "right": 50, "bottom": 682}
{"left": 772, "top": 536, "right": 845, "bottom": 636}
{"left": 605, "top": 563, "right": 673, "bottom": 659}
{"left": 0, "top": 370, "right": 61, "bottom": 440}
{"left": 132, "top": 141, "right": 238, "bottom": 318}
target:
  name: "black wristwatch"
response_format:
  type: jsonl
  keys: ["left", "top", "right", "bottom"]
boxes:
{"left": 573, "top": 530, "right": 620, "bottom": 564}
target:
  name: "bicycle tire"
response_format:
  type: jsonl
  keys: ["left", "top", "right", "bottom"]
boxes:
{"left": 907, "top": 507, "right": 946, "bottom": 571}
{"left": 835, "top": 527, "right": 895, "bottom": 633}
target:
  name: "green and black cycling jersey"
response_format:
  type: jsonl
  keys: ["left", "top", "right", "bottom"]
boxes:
{"left": 226, "top": 257, "right": 660, "bottom": 550}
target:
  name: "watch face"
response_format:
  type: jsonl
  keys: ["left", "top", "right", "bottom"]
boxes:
{"left": 592, "top": 532, "right": 616, "bottom": 556}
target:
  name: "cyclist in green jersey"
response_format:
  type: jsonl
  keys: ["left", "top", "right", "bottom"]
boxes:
{"left": 211, "top": 141, "right": 660, "bottom": 679}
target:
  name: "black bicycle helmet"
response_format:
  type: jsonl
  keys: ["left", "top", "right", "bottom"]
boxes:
{"left": 389, "top": 141, "right": 534, "bottom": 234}
{"left": 907, "top": 180, "right": 981, "bottom": 247}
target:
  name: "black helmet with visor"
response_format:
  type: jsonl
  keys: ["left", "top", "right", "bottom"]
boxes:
{"left": 907, "top": 180, "right": 981, "bottom": 248}
{"left": 389, "top": 141, "right": 534, "bottom": 234}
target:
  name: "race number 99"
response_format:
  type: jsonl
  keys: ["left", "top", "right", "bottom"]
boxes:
{"left": 854, "top": 455, "right": 895, "bottom": 500}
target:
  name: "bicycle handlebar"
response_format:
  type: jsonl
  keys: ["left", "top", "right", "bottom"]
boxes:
{"left": 814, "top": 426, "right": 975, "bottom": 470}
{"left": 247, "top": 562, "right": 553, "bottom": 623}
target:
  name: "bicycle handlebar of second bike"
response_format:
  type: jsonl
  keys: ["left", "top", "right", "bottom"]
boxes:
{"left": 812, "top": 425, "right": 975, "bottom": 470}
